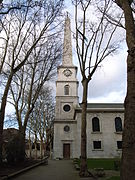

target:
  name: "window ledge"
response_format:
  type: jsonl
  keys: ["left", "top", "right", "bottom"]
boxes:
{"left": 115, "top": 132, "right": 123, "bottom": 134}
{"left": 64, "top": 131, "right": 70, "bottom": 134}
{"left": 116, "top": 149, "right": 122, "bottom": 151}
{"left": 92, "top": 149, "right": 103, "bottom": 151}
{"left": 91, "top": 132, "right": 102, "bottom": 134}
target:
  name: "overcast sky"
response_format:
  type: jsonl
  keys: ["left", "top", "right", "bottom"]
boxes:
{"left": 4, "top": 0, "right": 128, "bottom": 119}
{"left": 64, "top": 0, "right": 127, "bottom": 103}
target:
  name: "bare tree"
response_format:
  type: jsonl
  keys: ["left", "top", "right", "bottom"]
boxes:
{"left": 102, "top": 0, "right": 135, "bottom": 178}
{"left": 73, "top": 0, "right": 122, "bottom": 177}
{"left": 112, "top": 1, "right": 135, "bottom": 179}
{"left": 28, "top": 86, "right": 55, "bottom": 159}
{"left": 8, "top": 32, "right": 61, "bottom": 160}
{"left": 0, "top": 1, "right": 28, "bottom": 16}
{"left": 0, "top": 0, "right": 64, "bottom": 163}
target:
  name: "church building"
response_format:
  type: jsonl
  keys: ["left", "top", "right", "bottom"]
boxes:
{"left": 53, "top": 15, "right": 124, "bottom": 159}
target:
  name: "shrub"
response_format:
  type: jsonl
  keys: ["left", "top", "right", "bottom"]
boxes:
{"left": 6, "top": 134, "right": 25, "bottom": 164}
{"left": 114, "top": 160, "right": 121, "bottom": 171}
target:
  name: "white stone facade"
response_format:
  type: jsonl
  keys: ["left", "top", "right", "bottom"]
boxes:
{"left": 53, "top": 105, "right": 124, "bottom": 159}
{"left": 75, "top": 108, "right": 124, "bottom": 158}
{"left": 53, "top": 15, "right": 124, "bottom": 159}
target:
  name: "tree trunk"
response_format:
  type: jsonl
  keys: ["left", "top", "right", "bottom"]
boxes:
{"left": 34, "top": 132, "right": 37, "bottom": 160}
{"left": 40, "top": 140, "right": 43, "bottom": 159}
{"left": 0, "top": 110, "right": 4, "bottom": 164}
{"left": 115, "top": 1, "right": 135, "bottom": 179}
{"left": 29, "top": 130, "right": 32, "bottom": 158}
{"left": 17, "top": 107, "right": 33, "bottom": 160}
{"left": 18, "top": 127, "right": 26, "bottom": 162}
{"left": 121, "top": 54, "right": 135, "bottom": 180}
{"left": 120, "top": 6, "right": 135, "bottom": 178}
{"left": 79, "top": 79, "right": 92, "bottom": 177}
{"left": 0, "top": 73, "right": 13, "bottom": 164}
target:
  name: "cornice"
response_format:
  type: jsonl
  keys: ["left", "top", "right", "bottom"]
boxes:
{"left": 54, "top": 120, "right": 77, "bottom": 124}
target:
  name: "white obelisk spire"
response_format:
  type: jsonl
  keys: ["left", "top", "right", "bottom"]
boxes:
{"left": 62, "top": 13, "right": 73, "bottom": 66}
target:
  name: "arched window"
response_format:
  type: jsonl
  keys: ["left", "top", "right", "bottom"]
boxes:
{"left": 64, "top": 85, "right": 69, "bottom": 95}
{"left": 115, "top": 117, "right": 122, "bottom": 132}
{"left": 92, "top": 117, "right": 100, "bottom": 132}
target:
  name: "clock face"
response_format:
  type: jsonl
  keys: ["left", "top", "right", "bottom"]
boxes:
{"left": 63, "top": 68, "right": 72, "bottom": 77}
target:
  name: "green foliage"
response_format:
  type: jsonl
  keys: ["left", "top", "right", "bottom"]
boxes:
{"left": 77, "top": 158, "right": 121, "bottom": 170}
{"left": 6, "top": 134, "right": 25, "bottom": 164}
{"left": 76, "top": 158, "right": 120, "bottom": 179}
{"left": 114, "top": 160, "right": 121, "bottom": 171}
{"left": 86, "top": 158, "right": 121, "bottom": 170}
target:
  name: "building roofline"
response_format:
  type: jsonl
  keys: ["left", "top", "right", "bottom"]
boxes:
{"left": 75, "top": 108, "right": 124, "bottom": 112}
{"left": 73, "top": 103, "right": 124, "bottom": 119}
{"left": 79, "top": 103, "right": 124, "bottom": 109}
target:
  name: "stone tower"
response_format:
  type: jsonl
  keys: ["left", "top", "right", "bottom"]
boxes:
{"left": 53, "top": 14, "right": 79, "bottom": 159}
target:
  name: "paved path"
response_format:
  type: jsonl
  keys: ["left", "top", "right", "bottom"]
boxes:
{"left": 12, "top": 160, "right": 81, "bottom": 180}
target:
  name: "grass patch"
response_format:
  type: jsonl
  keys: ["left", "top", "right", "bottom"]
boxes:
{"left": 87, "top": 159, "right": 120, "bottom": 170}
{"left": 75, "top": 158, "right": 120, "bottom": 179}
{"left": 77, "top": 158, "right": 121, "bottom": 170}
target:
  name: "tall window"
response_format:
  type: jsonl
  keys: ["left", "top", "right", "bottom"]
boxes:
{"left": 115, "top": 117, "right": 122, "bottom": 132}
{"left": 92, "top": 117, "right": 100, "bottom": 132}
{"left": 64, "top": 85, "right": 69, "bottom": 95}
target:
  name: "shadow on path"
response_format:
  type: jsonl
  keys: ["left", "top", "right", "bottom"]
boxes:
{"left": 12, "top": 160, "right": 81, "bottom": 180}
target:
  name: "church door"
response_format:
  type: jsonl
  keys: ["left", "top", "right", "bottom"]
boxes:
{"left": 63, "top": 144, "right": 70, "bottom": 159}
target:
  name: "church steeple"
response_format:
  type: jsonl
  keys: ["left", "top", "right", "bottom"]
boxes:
{"left": 53, "top": 12, "right": 79, "bottom": 160}
{"left": 62, "top": 13, "right": 73, "bottom": 66}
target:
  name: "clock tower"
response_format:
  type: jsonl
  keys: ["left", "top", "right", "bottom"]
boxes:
{"left": 53, "top": 14, "right": 79, "bottom": 159}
